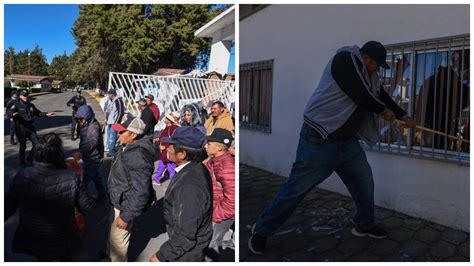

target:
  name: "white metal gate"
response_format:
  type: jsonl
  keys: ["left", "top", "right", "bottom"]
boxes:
{"left": 108, "top": 72, "right": 235, "bottom": 131}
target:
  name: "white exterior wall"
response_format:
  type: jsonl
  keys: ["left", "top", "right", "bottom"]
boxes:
{"left": 196, "top": 6, "right": 235, "bottom": 74}
{"left": 209, "top": 37, "right": 233, "bottom": 74}
{"left": 240, "top": 5, "right": 470, "bottom": 231}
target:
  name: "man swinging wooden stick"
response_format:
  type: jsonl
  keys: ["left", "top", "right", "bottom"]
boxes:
{"left": 249, "top": 41, "right": 417, "bottom": 255}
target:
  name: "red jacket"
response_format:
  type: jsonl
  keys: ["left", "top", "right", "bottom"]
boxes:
{"left": 149, "top": 103, "right": 160, "bottom": 122}
{"left": 158, "top": 125, "right": 177, "bottom": 162}
{"left": 205, "top": 152, "right": 235, "bottom": 223}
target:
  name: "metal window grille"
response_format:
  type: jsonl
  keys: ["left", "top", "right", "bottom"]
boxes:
{"left": 239, "top": 59, "right": 274, "bottom": 133}
{"left": 108, "top": 72, "right": 235, "bottom": 131}
{"left": 364, "top": 34, "right": 470, "bottom": 165}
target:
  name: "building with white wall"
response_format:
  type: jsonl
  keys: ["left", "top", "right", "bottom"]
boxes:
{"left": 195, "top": 5, "right": 235, "bottom": 74}
{"left": 6, "top": 74, "right": 52, "bottom": 92}
{"left": 239, "top": 5, "right": 470, "bottom": 231}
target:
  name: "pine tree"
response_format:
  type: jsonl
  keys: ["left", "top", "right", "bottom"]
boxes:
{"left": 70, "top": 4, "right": 220, "bottom": 88}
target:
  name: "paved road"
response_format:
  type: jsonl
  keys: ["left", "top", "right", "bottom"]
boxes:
{"left": 240, "top": 164, "right": 469, "bottom": 262}
{"left": 4, "top": 91, "right": 234, "bottom": 262}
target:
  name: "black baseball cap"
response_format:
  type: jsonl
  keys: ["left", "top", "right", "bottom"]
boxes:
{"left": 19, "top": 90, "right": 29, "bottom": 96}
{"left": 144, "top": 94, "right": 154, "bottom": 101}
{"left": 360, "top": 41, "right": 390, "bottom": 69}
{"left": 136, "top": 98, "right": 147, "bottom": 106}
{"left": 161, "top": 126, "right": 205, "bottom": 149}
{"left": 107, "top": 89, "right": 117, "bottom": 95}
{"left": 207, "top": 128, "right": 234, "bottom": 148}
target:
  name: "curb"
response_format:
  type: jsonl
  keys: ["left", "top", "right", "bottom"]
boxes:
{"left": 84, "top": 90, "right": 104, "bottom": 103}
{"left": 29, "top": 92, "right": 51, "bottom": 97}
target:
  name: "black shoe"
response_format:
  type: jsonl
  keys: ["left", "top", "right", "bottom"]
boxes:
{"left": 10, "top": 141, "right": 17, "bottom": 145}
{"left": 205, "top": 247, "right": 220, "bottom": 261}
{"left": 248, "top": 224, "right": 266, "bottom": 255}
{"left": 351, "top": 225, "right": 388, "bottom": 239}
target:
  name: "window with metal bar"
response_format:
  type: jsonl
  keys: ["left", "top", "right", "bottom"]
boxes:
{"left": 240, "top": 59, "right": 274, "bottom": 133}
{"left": 367, "top": 34, "right": 470, "bottom": 165}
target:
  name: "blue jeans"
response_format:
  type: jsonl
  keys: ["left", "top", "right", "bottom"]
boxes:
{"left": 106, "top": 124, "right": 118, "bottom": 156}
{"left": 82, "top": 161, "right": 107, "bottom": 199}
{"left": 255, "top": 123, "right": 375, "bottom": 236}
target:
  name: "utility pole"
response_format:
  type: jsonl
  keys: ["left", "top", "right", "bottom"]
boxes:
{"left": 28, "top": 52, "right": 31, "bottom": 75}
{"left": 28, "top": 52, "right": 31, "bottom": 89}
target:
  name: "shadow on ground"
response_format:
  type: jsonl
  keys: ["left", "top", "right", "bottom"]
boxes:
{"left": 128, "top": 199, "right": 166, "bottom": 261}
{"left": 239, "top": 164, "right": 470, "bottom": 262}
{"left": 4, "top": 115, "right": 72, "bottom": 137}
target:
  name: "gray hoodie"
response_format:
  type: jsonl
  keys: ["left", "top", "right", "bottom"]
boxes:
{"left": 303, "top": 45, "right": 386, "bottom": 146}
{"left": 105, "top": 96, "right": 125, "bottom": 125}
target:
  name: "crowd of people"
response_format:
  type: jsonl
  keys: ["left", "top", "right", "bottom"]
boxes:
{"left": 5, "top": 88, "right": 236, "bottom": 262}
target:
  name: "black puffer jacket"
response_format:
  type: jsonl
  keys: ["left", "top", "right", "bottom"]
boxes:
{"left": 5, "top": 162, "right": 93, "bottom": 258}
{"left": 76, "top": 106, "right": 104, "bottom": 163}
{"left": 140, "top": 106, "right": 157, "bottom": 136}
{"left": 108, "top": 136, "right": 156, "bottom": 223}
{"left": 157, "top": 161, "right": 213, "bottom": 262}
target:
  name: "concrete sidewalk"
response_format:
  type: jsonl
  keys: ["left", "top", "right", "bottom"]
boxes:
{"left": 239, "top": 164, "right": 469, "bottom": 262}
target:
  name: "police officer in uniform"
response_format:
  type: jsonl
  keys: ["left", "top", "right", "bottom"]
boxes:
{"left": 66, "top": 88, "right": 87, "bottom": 140}
{"left": 7, "top": 90, "right": 54, "bottom": 167}
{"left": 6, "top": 91, "right": 19, "bottom": 145}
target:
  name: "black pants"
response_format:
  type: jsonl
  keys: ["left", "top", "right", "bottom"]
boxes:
{"left": 71, "top": 113, "right": 79, "bottom": 140}
{"left": 9, "top": 119, "right": 16, "bottom": 143}
{"left": 17, "top": 125, "right": 39, "bottom": 164}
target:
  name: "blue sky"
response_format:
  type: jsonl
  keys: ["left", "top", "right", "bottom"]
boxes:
{"left": 5, "top": 4, "right": 79, "bottom": 64}
{"left": 5, "top": 4, "right": 235, "bottom": 72}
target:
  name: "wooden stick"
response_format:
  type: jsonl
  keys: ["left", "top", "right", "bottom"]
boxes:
{"left": 396, "top": 119, "right": 470, "bottom": 144}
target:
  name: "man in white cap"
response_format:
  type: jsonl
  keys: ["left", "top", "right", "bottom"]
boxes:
{"left": 107, "top": 115, "right": 156, "bottom": 262}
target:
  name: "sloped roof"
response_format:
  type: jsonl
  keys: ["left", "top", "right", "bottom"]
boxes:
{"left": 152, "top": 68, "right": 187, "bottom": 76}
{"left": 6, "top": 74, "right": 51, "bottom": 82}
{"left": 195, "top": 5, "right": 235, "bottom": 38}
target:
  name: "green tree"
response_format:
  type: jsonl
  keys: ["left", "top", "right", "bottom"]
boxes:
{"left": 4, "top": 47, "right": 15, "bottom": 76}
{"left": 145, "top": 4, "right": 214, "bottom": 70}
{"left": 13, "top": 45, "right": 49, "bottom": 76}
{"left": 71, "top": 5, "right": 123, "bottom": 88}
{"left": 48, "top": 52, "right": 70, "bottom": 80}
{"left": 49, "top": 52, "right": 79, "bottom": 89}
{"left": 71, "top": 4, "right": 220, "bottom": 88}
{"left": 29, "top": 45, "right": 49, "bottom": 76}
{"left": 68, "top": 49, "right": 87, "bottom": 86}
